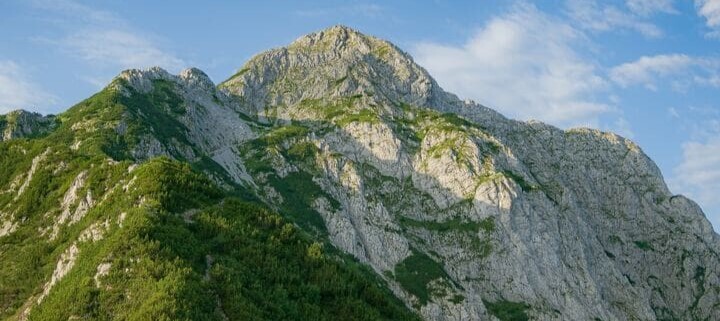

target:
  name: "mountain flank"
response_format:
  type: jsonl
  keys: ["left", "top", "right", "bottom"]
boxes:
{"left": 0, "top": 25, "right": 718, "bottom": 321}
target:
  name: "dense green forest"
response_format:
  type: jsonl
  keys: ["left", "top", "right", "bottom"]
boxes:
{"left": 0, "top": 81, "right": 420, "bottom": 320}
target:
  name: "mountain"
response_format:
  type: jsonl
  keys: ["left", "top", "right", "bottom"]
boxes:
{"left": 0, "top": 110, "right": 57, "bottom": 142}
{"left": 0, "top": 25, "right": 718, "bottom": 321}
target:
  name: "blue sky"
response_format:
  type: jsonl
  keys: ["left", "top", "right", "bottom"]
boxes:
{"left": 1, "top": 0, "right": 719, "bottom": 231}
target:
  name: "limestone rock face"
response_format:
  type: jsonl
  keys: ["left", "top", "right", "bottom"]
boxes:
{"left": 220, "top": 25, "right": 461, "bottom": 120}
{"left": 0, "top": 110, "right": 56, "bottom": 141}
{"left": 2, "top": 25, "right": 718, "bottom": 321}
{"left": 217, "top": 26, "right": 720, "bottom": 320}
{"left": 116, "top": 66, "right": 256, "bottom": 183}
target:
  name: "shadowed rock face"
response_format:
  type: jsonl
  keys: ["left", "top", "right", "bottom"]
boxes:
{"left": 214, "top": 25, "right": 720, "bottom": 320}
{"left": 2, "top": 25, "right": 718, "bottom": 321}
{"left": 0, "top": 110, "right": 56, "bottom": 141}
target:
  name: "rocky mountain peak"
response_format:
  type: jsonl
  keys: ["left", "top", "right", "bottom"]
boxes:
{"left": 219, "top": 26, "right": 460, "bottom": 118}
{"left": 0, "top": 109, "right": 56, "bottom": 141}
{"left": 179, "top": 67, "right": 215, "bottom": 91}
{"left": 2, "top": 25, "right": 719, "bottom": 321}
{"left": 116, "top": 66, "right": 216, "bottom": 94}
{"left": 287, "top": 24, "right": 382, "bottom": 55}
{"left": 116, "top": 67, "right": 173, "bottom": 93}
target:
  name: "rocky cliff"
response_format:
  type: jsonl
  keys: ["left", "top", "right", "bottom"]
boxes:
{"left": 0, "top": 110, "right": 56, "bottom": 141}
{"left": 0, "top": 25, "right": 718, "bottom": 321}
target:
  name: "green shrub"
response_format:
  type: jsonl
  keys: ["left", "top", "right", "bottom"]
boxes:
{"left": 393, "top": 250, "right": 451, "bottom": 305}
{"left": 399, "top": 216, "right": 494, "bottom": 234}
{"left": 634, "top": 240, "right": 654, "bottom": 251}
{"left": 266, "top": 170, "right": 339, "bottom": 233}
{"left": 336, "top": 108, "right": 380, "bottom": 127}
{"left": 482, "top": 299, "right": 530, "bottom": 321}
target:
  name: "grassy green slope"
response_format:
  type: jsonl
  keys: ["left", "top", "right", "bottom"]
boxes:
{"left": 0, "top": 81, "right": 419, "bottom": 321}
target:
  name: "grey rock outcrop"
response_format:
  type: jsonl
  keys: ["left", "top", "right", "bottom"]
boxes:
{"left": 116, "top": 66, "right": 256, "bottom": 184}
{"left": 11, "top": 25, "right": 715, "bottom": 320}
{"left": 216, "top": 26, "right": 720, "bottom": 320}
{"left": 0, "top": 110, "right": 56, "bottom": 141}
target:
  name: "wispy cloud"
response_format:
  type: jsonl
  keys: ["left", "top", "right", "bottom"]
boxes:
{"left": 667, "top": 105, "right": 720, "bottom": 230}
{"left": 670, "top": 109, "right": 720, "bottom": 228}
{"left": 610, "top": 54, "right": 694, "bottom": 89}
{"left": 608, "top": 116, "right": 635, "bottom": 138}
{"left": 30, "top": 0, "right": 123, "bottom": 25}
{"left": 32, "top": 0, "right": 184, "bottom": 73}
{"left": 54, "top": 30, "right": 184, "bottom": 70}
{"left": 0, "top": 60, "right": 56, "bottom": 113}
{"left": 565, "top": 0, "right": 663, "bottom": 37}
{"left": 696, "top": 0, "right": 720, "bottom": 27}
{"left": 674, "top": 137, "right": 720, "bottom": 226}
{"left": 413, "top": 3, "right": 612, "bottom": 127}
{"left": 626, "top": 0, "right": 677, "bottom": 16}
{"left": 675, "top": 138, "right": 720, "bottom": 195}
{"left": 609, "top": 54, "right": 720, "bottom": 90}
{"left": 696, "top": 0, "right": 720, "bottom": 37}
{"left": 294, "top": 4, "right": 383, "bottom": 18}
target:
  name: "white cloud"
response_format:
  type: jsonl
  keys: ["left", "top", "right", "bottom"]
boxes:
{"left": 695, "top": 0, "right": 720, "bottom": 37}
{"left": 677, "top": 139, "right": 720, "bottom": 191}
{"left": 677, "top": 139, "right": 720, "bottom": 193}
{"left": 626, "top": 0, "right": 677, "bottom": 15}
{"left": 610, "top": 54, "right": 693, "bottom": 88}
{"left": 668, "top": 108, "right": 720, "bottom": 231}
{"left": 0, "top": 61, "right": 56, "bottom": 113}
{"left": 57, "top": 30, "right": 184, "bottom": 70}
{"left": 566, "top": 0, "right": 663, "bottom": 37}
{"left": 412, "top": 3, "right": 612, "bottom": 127}
{"left": 295, "top": 4, "right": 383, "bottom": 18}
{"left": 30, "top": 0, "right": 123, "bottom": 25}
{"left": 609, "top": 116, "right": 635, "bottom": 138}
{"left": 694, "top": 74, "right": 720, "bottom": 87}
{"left": 33, "top": 0, "right": 184, "bottom": 72}
{"left": 672, "top": 135, "right": 720, "bottom": 227}
{"left": 696, "top": 0, "right": 720, "bottom": 27}
{"left": 79, "top": 75, "right": 113, "bottom": 89}
{"left": 610, "top": 54, "right": 720, "bottom": 90}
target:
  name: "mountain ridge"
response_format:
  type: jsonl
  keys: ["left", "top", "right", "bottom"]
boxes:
{"left": 0, "top": 25, "right": 718, "bottom": 320}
